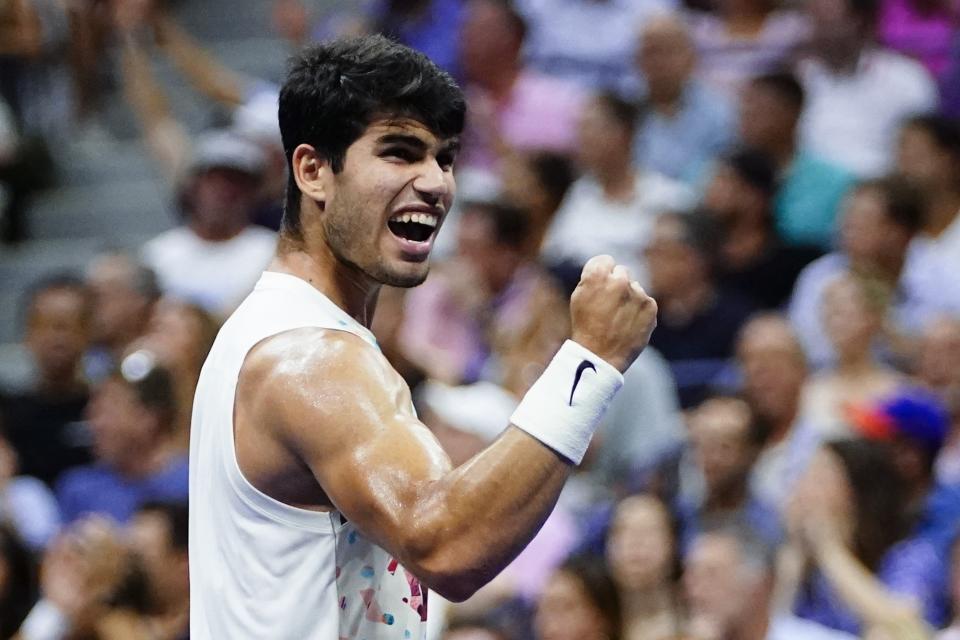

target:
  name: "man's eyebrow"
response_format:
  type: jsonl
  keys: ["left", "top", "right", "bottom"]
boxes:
{"left": 376, "top": 134, "right": 428, "bottom": 149}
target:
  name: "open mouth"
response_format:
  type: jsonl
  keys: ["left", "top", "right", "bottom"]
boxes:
{"left": 387, "top": 211, "right": 439, "bottom": 243}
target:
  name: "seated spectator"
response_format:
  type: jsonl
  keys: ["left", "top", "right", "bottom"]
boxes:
{"left": 798, "top": 273, "right": 905, "bottom": 438}
{"left": 140, "top": 129, "right": 277, "bottom": 317}
{"left": 135, "top": 297, "right": 218, "bottom": 450}
{"left": 83, "top": 251, "right": 160, "bottom": 384}
{"left": 128, "top": 501, "right": 190, "bottom": 640}
{"left": 458, "top": 0, "right": 585, "bottom": 173}
{"left": 684, "top": 529, "right": 856, "bottom": 640}
{"left": 897, "top": 115, "right": 960, "bottom": 274}
{"left": 499, "top": 151, "right": 576, "bottom": 258}
{"left": 916, "top": 316, "right": 960, "bottom": 485}
{"left": 735, "top": 314, "right": 818, "bottom": 512}
{"left": 606, "top": 494, "right": 685, "bottom": 640}
{"left": 0, "top": 429, "right": 60, "bottom": 551}
{"left": 688, "top": 0, "right": 810, "bottom": 99}
{"left": 937, "top": 535, "right": 960, "bottom": 640}
{"left": 702, "top": 147, "right": 822, "bottom": 309}
{"left": 739, "top": 72, "right": 854, "bottom": 248}
{"left": 797, "top": 0, "right": 939, "bottom": 177}
{"left": 787, "top": 439, "right": 944, "bottom": 636}
{"left": 542, "top": 92, "right": 693, "bottom": 287}
{"left": 400, "top": 201, "right": 563, "bottom": 384}
{"left": 56, "top": 352, "right": 188, "bottom": 524}
{"left": 534, "top": 554, "right": 622, "bottom": 640}
{"left": 1, "top": 275, "right": 93, "bottom": 487}
{"left": 0, "top": 524, "right": 37, "bottom": 638}
{"left": 676, "top": 396, "right": 781, "bottom": 554}
{"left": 878, "top": 0, "right": 957, "bottom": 86}
{"left": 645, "top": 213, "right": 757, "bottom": 407}
{"left": 789, "top": 177, "right": 959, "bottom": 369}
{"left": 633, "top": 14, "right": 736, "bottom": 186}
{"left": 516, "top": 0, "right": 671, "bottom": 92}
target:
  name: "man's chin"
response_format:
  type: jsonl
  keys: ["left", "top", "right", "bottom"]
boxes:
{"left": 373, "top": 262, "right": 431, "bottom": 288}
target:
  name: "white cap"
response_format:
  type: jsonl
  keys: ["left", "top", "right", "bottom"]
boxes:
{"left": 233, "top": 88, "right": 282, "bottom": 151}
{"left": 190, "top": 129, "right": 267, "bottom": 176}
{"left": 420, "top": 381, "right": 517, "bottom": 443}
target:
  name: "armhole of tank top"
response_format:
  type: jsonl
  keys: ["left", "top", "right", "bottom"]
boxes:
{"left": 220, "top": 324, "right": 374, "bottom": 535}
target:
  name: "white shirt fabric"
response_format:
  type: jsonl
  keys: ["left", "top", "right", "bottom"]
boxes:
{"left": 911, "top": 211, "right": 960, "bottom": 276}
{"left": 142, "top": 226, "right": 277, "bottom": 316}
{"left": 541, "top": 171, "right": 694, "bottom": 286}
{"left": 767, "top": 614, "right": 857, "bottom": 640}
{"left": 190, "top": 271, "right": 429, "bottom": 640}
{"left": 798, "top": 48, "right": 939, "bottom": 177}
{"left": 1, "top": 475, "right": 61, "bottom": 552}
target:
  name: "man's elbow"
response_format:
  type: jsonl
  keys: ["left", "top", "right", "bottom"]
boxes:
{"left": 399, "top": 536, "right": 491, "bottom": 602}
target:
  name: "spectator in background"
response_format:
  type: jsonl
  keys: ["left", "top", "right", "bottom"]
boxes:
{"left": 499, "top": 151, "right": 576, "bottom": 258}
{"left": 128, "top": 501, "right": 190, "bottom": 640}
{"left": 645, "top": 213, "right": 756, "bottom": 407}
{"left": 701, "top": 147, "right": 821, "bottom": 310}
{"left": 400, "top": 201, "right": 563, "bottom": 384}
{"left": 534, "top": 554, "right": 622, "bottom": 640}
{"left": 798, "top": 0, "right": 939, "bottom": 177}
{"left": 739, "top": 72, "right": 854, "bottom": 249}
{"left": 917, "top": 316, "right": 960, "bottom": 485}
{"left": 677, "top": 396, "right": 781, "bottom": 554}
{"left": 1, "top": 275, "right": 92, "bottom": 487}
{"left": 897, "top": 114, "right": 960, "bottom": 274}
{"left": 938, "top": 535, "right": 960, "bottom": 640}
{"left": 458, "top": 0, "right": 585, "bottom": 174}
{"left": 516, "top": 0, "right": 672, "bottom": 92}
{"left": 83, "top": 251, "right": 160, "bottom": 384}
{"left": 0, "top": 524, "right": 36, "bottom": 638}
{"left": 633, "top": 14, "right": 736, "bottom": 186}
{"left": 0, "top": 429, "right": 60, "bottom": 551}
{"left": 687, "top": 0, "right": 810, "bottom": 99}
{"left": 56, "top": 351, "right": 188, "bottom": 524}
{"left": 878, "top": 0, "right": 958, "bottom": 87}
{"left": 799, "top": 273, "right": 905, "bottom": 438}
{"left": 789, "top": 177, "right": 958, "bottom": 369}
{"left": 787, "top": 439, "right": 944, "bottom": 636}
{"left": 606, "top": 494, "right": 686, "bottom": 640}
{"left": 140, "top": 129, "right": 277, "bottom": 317}
{"left": 542, "top": 92, "right": 693, "bottom": 287}
{"left": 368, "top": 0, "right": 465, "bottom": 79}
{"left": 135, "top": 297, "right": 218, "bottom": 449}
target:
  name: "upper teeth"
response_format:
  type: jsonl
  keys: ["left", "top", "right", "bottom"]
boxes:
{"left": 391, "top": 212, "right": 438, "bottom": 228}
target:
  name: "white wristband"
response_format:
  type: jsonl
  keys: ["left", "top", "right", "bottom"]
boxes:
{"left": 510, "top": 340, "right": 623, "bottom": 464}
{"left": 19, "top": 599, "right": 69, "bottom": 640}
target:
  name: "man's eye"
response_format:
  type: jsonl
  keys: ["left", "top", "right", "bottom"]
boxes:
{"left": 384, "top": 148, "right": 416, "bottom": 162}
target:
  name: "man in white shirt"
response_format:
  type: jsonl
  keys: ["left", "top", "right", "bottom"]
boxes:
{"left": 797, "top": 0, "right": 938, "bottom": 177}
{"left": 141, "top": 129, "right": 277, "bottom": 316}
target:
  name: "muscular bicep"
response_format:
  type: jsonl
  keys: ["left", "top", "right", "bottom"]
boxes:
{"left": 257, "top": 329, "right": 453, "bottom": 551}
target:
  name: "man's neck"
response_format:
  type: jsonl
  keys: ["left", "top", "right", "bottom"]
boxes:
{"left": 273, "top": 237, "right": 380, "bottom": 328}
{"left": 188, "top": 218, "right": 248, "bottom": 243}
{"left": 116, "top": 440, "right": 174, "bottom": 479}
{"left": 660, "top": 280, "right": 714, "bottom": 323}
{"left": 649, "top": 86, "right": 685, "bottom": 118}
{"left": 925, "top": 190, "right": 960, "bottom": 237}
{"left": 722, "top": 216, "right": 771, "bottom": 270}
{"left": 623, "top": 586, "right": 674, "bottom": 624}
{"left": 596, "top": 162, "right": 635, "bottom": 201}
{"left": 818, "top": 39, "right": 867, "bottom": 75}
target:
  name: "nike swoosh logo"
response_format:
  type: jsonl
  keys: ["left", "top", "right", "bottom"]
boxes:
{"left": 569, "top": 359, "right": 597, "bottom": 406}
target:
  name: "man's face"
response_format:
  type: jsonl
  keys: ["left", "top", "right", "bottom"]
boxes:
{"left": 839, "top": 188, "right": 908, "bottom": 269}
{"left": 576, "top": 99, "right": 629, "bottom": 174}
{"left": 690, "top": 398, "right": 755, "bottom": 492}
{"left": 645, "top": 216, "right": 701, "bottom": 297}
{"left": 88, "top": 379, "right": 156, "bottom": 467}
{"left": 26, "top": 288, "right": 89, "bottom": 383}
{"left": 637, "top": 24, "right": 694, "bottom": 99}
{"left": 128, "top": 510, "right": 187, "bottom": 607}
{"left": 897, "top": 125, "right": 953, "bottom": 190}
{"left": 86, "top": 256, "right": 151, "bottom": 347}
{"left": 739, "top": 85, "right": 796, "bottom": 150}
{"left": 736, "top": 319, "right": 807, "bottom": 424}
{"left": 189, "top": 167, "right": 260, "bottom": 229}
{"left": 318, "top": 118, "right": 457, "bottom": 288}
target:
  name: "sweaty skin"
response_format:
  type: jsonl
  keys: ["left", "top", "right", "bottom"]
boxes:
{"left": 233, "top": 116, "right": 657, "bottom": 601}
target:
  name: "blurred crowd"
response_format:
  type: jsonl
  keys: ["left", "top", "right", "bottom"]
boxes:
{"left": 2, "top": 0, "right": 960, "bottom": 638}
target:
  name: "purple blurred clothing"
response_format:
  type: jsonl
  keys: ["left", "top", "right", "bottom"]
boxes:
{"left": 56, "top": 456, "right": 189, "bottom": 524}
{"left": 879, "top": 0, "right": 955, "bottom": 81}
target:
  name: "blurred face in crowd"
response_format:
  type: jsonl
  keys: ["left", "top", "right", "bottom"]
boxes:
{"left": 646, "top": 214, "right": 706, "bottom": 299}
{"left": 88, "top": 378, "right": 162, "bottom": 469}
{"left": 535, "top": 569, "right": 610, "bottom": 640}
{"left": 684, "top": 532, "right": 756, "bottom": 633}
{"left": 128, "top": 509, "right": 188, "bottom": 609}
{"left": 896, "top": 124, "right": 957, "bottom": 190}
{"left": 607, "top": 495, "right": 675, "bottom": 593}
{"left": 576, "top": 97, "right": 631, "bottom": 176}
{"left": 140, "top": 297, "right": 216, "bottom": 378}
{"left": 702, "top": 163, "right": 768, "bottom": 225}
{"left": 690, "top": 397, "right": 756, "bottom": 494}
{"left": 917, "top": 317, "right": 960, "bottom": 414}
{"left": 637, "top": 16, "right": 695, "bottom": 104}
{"left": 821, "top": 275, "right": 883, "bottom": 360}
{"left": 739, "top": 83, "right": 797, "bottom": 152}
{"left": 736, "top": 316, "right": 807, "bottom": 427}
{"left": 461, "top": 0, "right": 522, "bottom": 84}
{"left": 86, "top": 254, "right": 153, "bottom": 349}
{"left": 26, "top": 286, "right": 89, "bottom": 386}
{"left": 807, "top": 0, "right": 865, "bottom": 50}
{"left": 839, "top": 186, "right": 910, "bottom": 271}
{"left": 456, "top": 206, "right": 522, "bottom": 294}
{"left": 188, "top": 167, "right": 260, "bottom": 231}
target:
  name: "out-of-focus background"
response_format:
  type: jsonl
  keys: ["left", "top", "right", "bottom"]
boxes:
{"left": 1, "top": 0, "right": 960, "bottom": 638}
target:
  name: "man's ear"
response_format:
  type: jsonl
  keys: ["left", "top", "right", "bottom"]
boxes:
{"left": 292, "top": 144, "right": 330, "bottom": 208}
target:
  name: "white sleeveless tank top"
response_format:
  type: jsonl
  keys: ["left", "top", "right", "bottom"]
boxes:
{"left": 189, "top": 271, "right": 429, "bottom": 639}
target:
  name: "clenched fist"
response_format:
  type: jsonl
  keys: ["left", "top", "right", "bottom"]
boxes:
{"left": 570, "top": 255, "right": 658, "bottom": 373}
